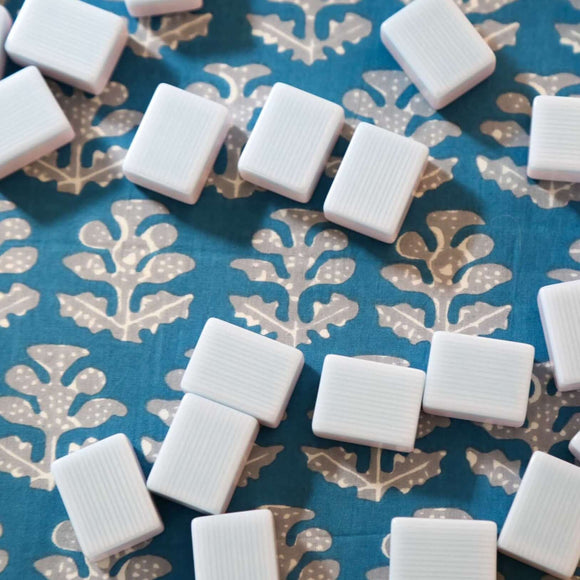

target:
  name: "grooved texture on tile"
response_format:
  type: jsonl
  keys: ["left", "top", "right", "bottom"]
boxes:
{"left": 125, "top": 0, "right": 202, "bottom": 17}
{"left": 498, "top": 451, "right": 580, "bottom": 579}
{"left": 312, "top": 355, "right": 425, "bottom": 451}
{"left": 51, "top": 434, "right": 163, "bottom": 562}
{"left": 380, "top": 0, "right": 495, "bottom": 109}
{"left": 192, "top": 509, "right": 280, "bottom": 580}
{"left": 324, "top": 123, "right": 428, "bottom": 243}
{"left": 5, "top": 0, "right": 128, "bottom": 94}
{"left": 0, "top": 67, "right": 74, "bottom": 181}
{"left": 570, "top": 432, "right": 580, "bottom": 461}
{"left": 538, "top": 279, "right": 580, "bottom": 392}
{"left": 181, "top": 318, "right": 304, "bottom": 427}
{"left": 147, "top": 394, "right": 258, "bottom": 514}
{"left": 527, "top": 96, "right": 580, "bottom": 182}
{"left": 123, "top": 84, "right": 230, "bottom": 204}
{"left": 0, "top": 6, "right": 12, "bottom": 79}
{"left": 390, "top": 517, "right": 497, "bottom": 580}
{"left": 238, "top": 82, "right": 344, "bottom": 202}
{"left": 423, "top": 332, "right": 534, "bottom": 427}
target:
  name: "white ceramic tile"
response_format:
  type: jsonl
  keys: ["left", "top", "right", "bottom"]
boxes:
{"left": 0, "top": 67, "right": 74, "bottom": 181}
{"left": 238, "top": 82, "right": 344, "bottom": 203}
{"left": 538, "top": 280, "right": 580, "bottom": 392}
{"left": 192, "top": 509, "right": 279, "bottom": 580}
{"left": 324, "top": 123, "right": 428, "bottom": 244}
{"left": 527, "top": 96, "right": 580, "bottom": 182}
{"left": 380, "top": 0, "right": 496, "bottom": 110}
{"left": 498, "top": 451, "right": 580, "bottom": 579}
{"left": 570, "top": 432, "right": 580, "bottom": 461}
{"left": 181, "top": 318, "right": 304, "bottom": 428}
{"left": 0, "top": 6, "right": 12, "bottom": 79}
{"left": 123, "top": 84, "right": 229, "bottom": 204}
{"left": 147, "top": 394, "right": 258, "bottom": 514}
{"left": 5, "top": 0, "right": 127, "bottom": 95}
{"left": 51, "top": 434, "right": 163, "bottom": 563}
{"left": 312, "top": 354, "right": 425, "bottom": 452}
{"left": 423, "top": 332, "right": 534, "bottom": 427}
{"left": 390, "top": 517, "right": 497, "bottom": 580}
{"left": 125, "top": 0, "right": 202, "bottom": 17}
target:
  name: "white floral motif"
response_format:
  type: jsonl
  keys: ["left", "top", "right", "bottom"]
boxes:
{"left": 247, "top": 0, "right": 371, "bottom": 65}
{"left": 377, "top": 210, "right": 512, "bottom": 344}
{"left": 23, "top": 82, "right": 142, "bottom": 194}
{"left": 0, "top": 345, "right": 126, "bottom": 491}
{"left": 556, "top": 0, "right": 580, "bottom": 53}
{"left": 0, "top": 201, "right": 39, "bottom": 327}
{"left": 58, "top": 200, "right": 195, "bottom": 343}
{"left": 478, "top": 73, "right": 580, "bottom": 208}
{"left": 34, "top": 521, "right": 171, "bottom": 579}
{"left": 187, "top": 64, "right": 272, "bottom": 199}
{"left": 230, "top": 208, "right": 358, "bottom": 347}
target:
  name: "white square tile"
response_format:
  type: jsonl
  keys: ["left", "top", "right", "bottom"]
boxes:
{"left": 125, "top": 0, "right": 202, "bottom": 17}
{"left": 0, "top": 6, "right": 12, "bottom": 79}
{"left": 0, "top": 67, "right": 74, "bottom": 181}
{"left": 238, "top": 82, "right": 344, "bottom": 203}
{"left": 538, "top": 279, "right": 580, "bottom": 391}
{"left": 527, "top": 96, "right": 580, "bottom": 182}
{"left": 570, "top": 432, "right": 580, "bottom": 461}
{"left": 181, "top": 318, "right": 304, "bottom": 428}
{"left": 123, "top": 84, "right": 230, "bottom": 204}
{"left": 380, "top": 0, "right": 496, "bottom": 109}
{"left": 147, "top": 394, "right": 258, "bottom": 514}
{"left": 423, "top": 332, "right": 534, "bottom": 427}
{"left": 390, "top": 517, "right": 497, "bottom": 580}
{"left": 498, "top": 451, "right": 580, "bottom": 579}
{"left": 192, "top": 509, "right": 279, "bottom": 580}
{"left": 5, "top": 0, "right": 128, "bottom": 95}
{"left": 323, "top": 123, "right": 428, "bottom": 244}
{"left": 51, "top": 434, "right": 163, "bottom": 563}
{"left": 312, "top": 354, "right": 425, "bottom": 452}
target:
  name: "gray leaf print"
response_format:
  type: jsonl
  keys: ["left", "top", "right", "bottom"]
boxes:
{"left": 556, "top": 23, "right": 580, "bottom": 54}
{"left": 302, "top": 446, "right": 446, "bottom": 502}
{"left": 247, "top": 0, "right": 371, "bottom": 65}
{"left": 483, "top": 362, "right": 579, "bottom": 452}
{"left": 378, "top": 210, "right": 512, "bottom": 344}
{"left": 238, "top": 444, "right": 284, "bottom": 487}
{"left": 480, "top": 120, "right": 529, "bottom": 147}
{"left": 188, "top": 64, "right": 272, "bottom": 199}
{"left": 231, "top": 208, "right": 358, "bottom": 346}
{"left": 58, "top": 199, "right": 195, "bottom": 343}
{"left": 475, "top": 20, "right": 519, "bottom": 51}
{"left": 337, "top": 70, "right": 460, "bottom": 197}
{"left": 23, "top": 82, "right": 142, "bottom": 194}
{"left": 259, "top": 505, "right": 339, "bottom": 579}
{"left": 0, "top": 524, "right": 7, "bottom": 574}
{"left": 128, "top": 12, "right": 212, "bottom": 59}
{"left": 34, "top": 520, "right": 171, "bottom": 579}
{"left": 0, "top": 345, "right": 126, "bottom": 491}
{"left": 549, "top": 239, "right": 580, "bottom": 282}
{"left": 466, "top": 448, "right": 521, "bottom": 494}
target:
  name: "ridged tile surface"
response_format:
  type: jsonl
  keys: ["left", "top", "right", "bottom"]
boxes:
{"left": 312, "top": 354, "right": 425, "bottom": 452}
{"left": 123, "top": 84, "right": 230, "bottom": 204}
{"left": 0, "top": 67, "right": 74, "bottom": 181}
{"left": 390, "top": 517, "right": 497, "bottom": 580}
{"left": 380, "top": 0, "right": 495, "bottom": 109}
{"left": 147, "top": 394, "right": 258, "bottom": 514}
{"left": 181, "top": 317, "right": 304, "bottom": 427}
{"left": 125, "top": 0, "right": 202, "bottom": 17}
{"left": 0, "top": 6, "right": 12, "bottom": 79}
{"left": 324, "top": 123, "right": 428, "bottom": 244}
{"left": 527, "top": 96, "right": 580, "bottom": 182}
{"left": 238, "top": 82, "right": 344, "bottom": 202}
{"left": 5, "top": 0, "right": 128, "bottom": 94}
{"left": 570, "top": 432, "right": 580, "bottom": 461}
{"left": 192, "top": 509, "right": 279, "bottom": 580}
{"left": 538, "top": 279, "right": 580, "bottom": 391}
{"left": 423, "top": 332, "right": 534, "bottom": 426}
{"left": 498, "top": 451, "right": 580, "bottom": 579}
{"left": 51, "top": 434, "right": 163, "bottom": 562}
